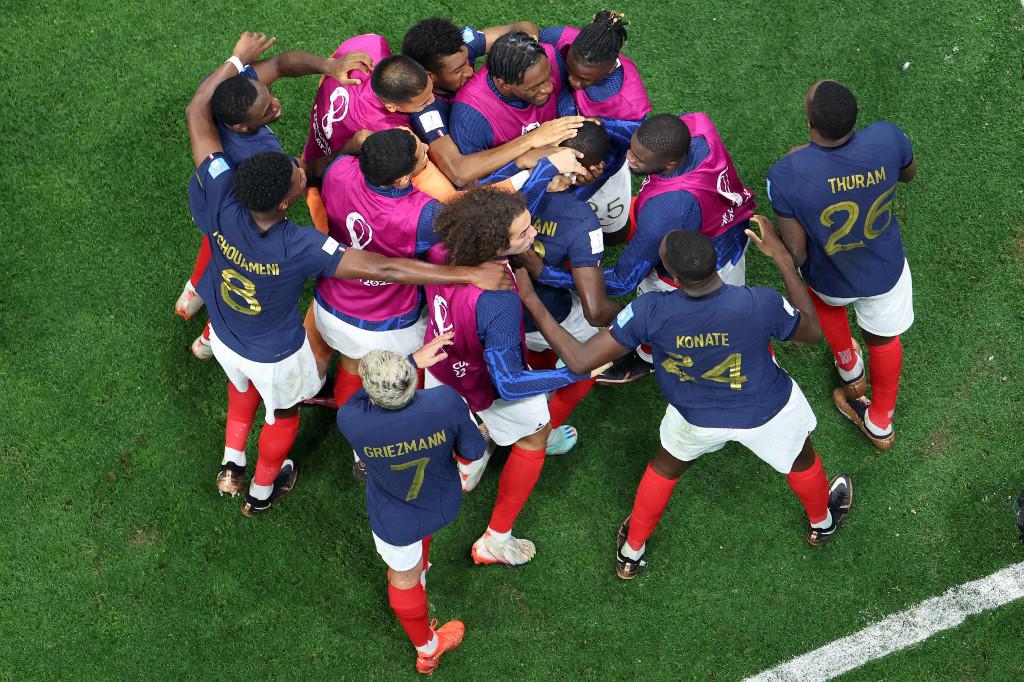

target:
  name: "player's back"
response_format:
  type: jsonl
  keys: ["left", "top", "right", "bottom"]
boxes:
{"left": 338, "top": 386, "right": 466, "bottom": 545}
{"left": 768, "top": 120, "right": 913, "bottom": 298}
{"left": 612, "top": 285, "right": 799, "bottom": 429}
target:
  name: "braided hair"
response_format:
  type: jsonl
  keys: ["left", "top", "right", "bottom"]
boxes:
{"left": 570, "top": 10, "right": 628, "bottom": 67}
{"left": 488, "top": 31, "right": 546, "bottom": 85}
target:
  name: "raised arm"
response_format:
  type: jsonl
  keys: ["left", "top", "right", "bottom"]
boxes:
{"left": 252, "top": 49, "right": 373, "bottom": 86}
{"left": 482, "top": 21, "right": 540, "bottom": 47}
{"left": 334, "top": 250, "right": 513, "bottom": 290}
{"left": 745, "top": 215, "right": 821, "bottom": 344}
{"left": 186, "top": 32, "right": 277, "bottom": 167}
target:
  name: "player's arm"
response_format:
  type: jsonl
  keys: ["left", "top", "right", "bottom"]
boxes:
{"left": 601, "top": 196, "right": 688, "bottom": 296}
{"left": 482, "top": 21, "right": 540, "bottom": 47}
{"left": 186, "top": 32, "right": 277, "bottom": 167}
{"left": 745, "top": 216, "right": 821, "bottom": 344}
{"left": 899, "top": 157, "right": 917, "bottom": 183}
{"left": 516, "top": 270, "right": 630, "bottom": 374}
{"left": 775, "top": 215, "right": 809, "bottom": 268}
{"left": 766, "top": 171, "right": 808, "bottom": 267}
{"left": 573, "top": 267, "right": 622, "bottom": 327}
{"left": 334, "top": 250, "right": 513, "bottom": 291}
{"left": 252, "top": 49, "right": 372, "bottom": 86}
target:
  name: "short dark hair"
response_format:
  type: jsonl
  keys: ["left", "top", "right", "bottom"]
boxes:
{"left": 434, "top": 188, "right": 527, "bottom": 266}
{"left": 662, "top": 229, "right": 716, "bottom": 282}
{"left": 488, "top": 31, "right": 546, "bottom": 85}
{"left": 233, "top": 152, "right": 293, "bottom": 212}
{"left": 636, "top": 114, "right": 691, "bottom": 163}
{"left": 371, "top": 55, "right": 429, "bottom": 103}
{"left": 402, "top": 18, "right": 464, "bottom": 73}
{"left": 809, "top": 80, "right": 858, "bottom": 140}
{"left": 571, "top": 10, "right": 629, "bottom": 67}
{"left": 561, "top": 120, "right": 610, "bottom": 168}
{"left": 359, "top": 129, "right": 418, "bottom": 186}
{"left": 212, "top": 75, "right": 258, "bottom": 126}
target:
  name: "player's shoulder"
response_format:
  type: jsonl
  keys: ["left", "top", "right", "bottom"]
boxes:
{"left": 862, "top": 119, "right": 906, "bottom": 140}
{"left": 422, "top": 384, "right": 463, "bottom": 409}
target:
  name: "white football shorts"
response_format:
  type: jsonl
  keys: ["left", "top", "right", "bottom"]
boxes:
{"left": 424, "top": 371, "right": 549, "bottom": 447}
{"left": 586, "top": 160, "right": 631, "bottom": 234}
{"left": 659, "top": 381, "right": 817, "bottom": 474}
{"left": 372, "top": 532, "right": 424, "bottom": 572}
{"left": 314, "top": 300, "right": 427, "bottom": 359}
{"left": 209, "top": 326, "right": 323, "bottom": 425}
{"left": 525, "top": 293, "right": 600, "bottom": 351}
{"left": 810, "top": 259, "right": 914, "bottom": 337}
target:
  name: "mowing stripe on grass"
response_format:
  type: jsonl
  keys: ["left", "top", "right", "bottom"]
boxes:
{"left": 746, "top": 561, "right": 1024, "bottom": 682}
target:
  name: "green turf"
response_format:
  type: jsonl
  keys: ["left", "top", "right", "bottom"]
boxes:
{"left": 3, "top": 0, "right": 1024, "bottom": 679}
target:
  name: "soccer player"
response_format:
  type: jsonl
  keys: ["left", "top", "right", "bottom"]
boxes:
{"left": 337, "top": 346, "right": 485, "bottom": 675}
{"left": 185, "top": 33, "right": 514, "bottom": 516}
{"left": 448, "top": 31, "right": 567, "bottom": 174}
{"left": 176, "top": 46, "right": 372, "bottom": 357}
{"left": 517, "top": 217, "right": 854, "bottom": 579}
{"left": 767, "top": 80, "right": 916, "bottom": 450}
{"left": 402, "top": 18, "right": 583, "bottom": 188}
{"left": 597, "top": 112, "right": 757, "bottom": 383}
{"left": 542, "top": 10, "right": 652, "bottom": 241}
{"left": 424, "top": 188, "right": 597, "bottom": 566}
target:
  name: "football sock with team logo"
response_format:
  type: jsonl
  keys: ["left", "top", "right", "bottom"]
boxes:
{"left": 807, "top": 288, "right": 859, "bottom": 373}
{"left": 866, "top": 337, "right": 902, "bottom": 432}
{"left": 387, "top": 583, "right": 434, "bottom": 652}
{"left": 548, "top": 377, "right": 596, "bottom": 428}
{"left": 626, "top": 464, "right": 680, "bottom": 552}
{"left": 250, "top": 415, "right": 299, "bottom": 499}
{"left": 487, "top": 444, "right": 547, "bottom": 533}
{"left": 224, "top": 382, "right": 261, "bottom": 467}
{"left": 189, "top": 236, "right": 212, "bottom": 289}
{"left": 333, "top": 366, "right": 363, "bottom": 409}
{"left": 787, "top": 452, "right": 830, "bottom": 526}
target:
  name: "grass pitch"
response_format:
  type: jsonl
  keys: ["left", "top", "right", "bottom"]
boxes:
{"left": 3, "top": 1, "right": 1024, "bottom": 679}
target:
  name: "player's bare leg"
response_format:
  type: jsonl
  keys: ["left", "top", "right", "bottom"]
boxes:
{"left": 788, "top": 438, "right": 852, "bottom": 544}
{"left": 471, "top": 425, "right": 551, "bottom": 566}
{"left": 240, "top": 405, "right": 300, "bottom": 517}
{"left": 300, "top": 307, "right": 338, "bottom": 409}
{"left": 387, "top": 556, "right": 465, "bottom": 675}
{"left": 616, "top": 447, "right": 689, "bottom": 579}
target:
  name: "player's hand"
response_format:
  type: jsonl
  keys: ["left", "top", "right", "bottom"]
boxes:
{"left": 745, "top": 215, "right": 793, "bottom": 265}
{"left": 468, "top": 260, "right": 514, "bottom": 291}
{"left": 512, "top": 266, "right": 538, "bottom": 302}
{"left": 232, "top": 32, "right": 277, "bottom": 65}
{"left": 547, "top": 148, "right": 588, "bottom": 176}
{"left": 327, "top": 50, "right": 374, "bottom": 85}
{"left": 525, "top": 116, "right": 586, "bottom": 147}
{"left": 412, "top": 332, "right": 454, "bottom": 369}
{"left": 546, "top": 174, "right": 573, "bottom": 193}
{"left": 589, "top": 361, "right": 613, "bottom": 378}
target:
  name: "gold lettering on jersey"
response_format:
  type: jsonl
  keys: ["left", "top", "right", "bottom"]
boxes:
{"left": 213, "top": 232, "right": 281, "bottom": 276}
{"left": 827, "top": 166, "right": 886, "bottom": 194}
{"left": 675, "top": 332, "right": 730, "bottom": 349}
{"left": 361, "top": 430, "right": 448, "bottom": 458}
{"left": 532, "top": 218, "right": 558, "bottom": 237}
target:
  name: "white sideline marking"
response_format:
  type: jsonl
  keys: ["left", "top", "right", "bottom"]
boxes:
{"left": 745, "top": 561, "right": 1024, "bottom": 682}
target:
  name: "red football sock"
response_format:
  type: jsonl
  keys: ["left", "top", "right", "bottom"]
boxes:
{"left": 808, "top": 287, "right": 858, "bottom": 372}
{"left": 333, "top": 366, "right": 363, "bottom": 408}
{"left": 416, "top": 368, "right": 425, "bottom": 390}
{"left": 487, "top": 444, "right": 546, "bottom": 533}
{"left": 787, "top": 452, "right": 829, "bottom": 525}
{"left": 421, "top": 535, "right": 432, "bottom": 570}
{"left": 253, "top": 414, "right": 299, "bottom": 486}
{"left": 625, "top": 464, "right": 679, "bottom": 550}
{"left": 190, "top": 236, "right": 213, "bottom": 288}
{"left": 867, "top": 337, "right": 903, "bottom": 430}
{"left": 527, "top": 348, "right": 558, "bottom": 370}
{"left": 225, "top": 382, "right": 262, "bottom": 451}
{"left": 202, "top": 322, "right": 211, "bottom": 341}
{"left": 387, "top": 583, "right": 432, "bottom": 648}
{"left": 548, "top": 377, "right": 596, "bottom": 428}
{"left": 626, "top": 195, "right": 639, "bottom": 241}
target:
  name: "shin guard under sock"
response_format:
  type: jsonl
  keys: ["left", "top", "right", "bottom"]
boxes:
{"left": 333, "top": 366, "right": 363, "bottom": 409}
{"left": 866, "top": 337, "right": 902, "bottom": 430}
{"left": 808, "top": 287, "right": 858, "bottom": 372}
{"left": 225, "top": 382, "right": 262, "bottom": 452}
{"left": 787, "top": 453, "right": 829, "bottom": 525}
{"left": 626, "top": 464, "right": 679, "bottom": 551}
{"left": 387, "top": 583, "right": 432, "bottom": 648}
{"left": 547, "top": 377, "right": 596, "bottom": 428}
{"left": 253, "top": 415, "right": 299, "bottom": 487}
{"left": 487, "top": 444, "right": 546, "bottom": 533}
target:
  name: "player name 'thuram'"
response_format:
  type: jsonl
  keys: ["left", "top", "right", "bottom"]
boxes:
{"left": 676, "top": 332, "right": 730, "bottom": 348}
{"left": 362, "top": 430, "right": 448, "bottom": 458}
{"left": 827, "top": 166, "right": 886, "bottom": 194}
{"left": 212, "top": 232, "right": 281, "bottom": 276}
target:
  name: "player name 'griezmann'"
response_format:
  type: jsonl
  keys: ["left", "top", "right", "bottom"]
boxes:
{"left": 827, "top": 166, "right": 886, "bottom": 194}
{"left": 676, "top": 332, "right": 729, "bottom": 349}
{"left": 362, "top": 430, "right": 448, "bottom": 458}
{"left": 213, "top": 232, "right": 281, "bottom": 276}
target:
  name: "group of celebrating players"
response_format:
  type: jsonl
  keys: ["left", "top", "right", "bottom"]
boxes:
{"left": 178, "top": 11, "right": 917, "bottom": 674}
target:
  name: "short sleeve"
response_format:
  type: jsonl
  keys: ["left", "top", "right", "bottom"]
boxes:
{"left": 608, "top": 295, "right": 651, "bottom": 349}
{"left": 565, "top": 210, "right": 604, "bottom": 269}
{"left": 415, "top": 200, "right": 444, "bottom": 254}
{"left": 410, "top": 100, "right": 451, "bottom": 144}
{"left": 888, "top": 122, "right": 914, "bottom": 168}
{"left": 766, "top": 164, "right": 796, "bottom": 219}
{"left": 293, "top": 226, "right": 346, "bottom": 279}
{"left": 461, "top": 26, "right": 487, "bottom": 62}
{"left": 539, "top": 26, "right": 566, "bottom": 46}
{"left": 754, "top": 287, "right": 801, "bottom": 341}
{"left": 189, "top": 153, "right": 235, "bottom": 235}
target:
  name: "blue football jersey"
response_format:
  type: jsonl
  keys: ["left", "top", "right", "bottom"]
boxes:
{"left": 524, "top": 191, "right": 604, "bottom": 332}
{"left": 767, "top": 121, "right": 914, "bottom": 298}
{"left": 189, "top": 154, "right": 344, "bottom": 362}
{"left": 338, "top": 385, "right": 486, "bottom": 546}
{"left": 610, "top": 285, "right": 800, "bottom": 428}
